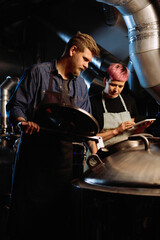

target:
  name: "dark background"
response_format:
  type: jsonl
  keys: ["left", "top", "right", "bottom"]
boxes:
{"left": 0, "top": 0, "right": 128, "bottom": 79}
{"left": 0, "top": 2, "right": 160, "bottom": 239}
{"left": 0, "top": 0, "right": 160, "bottom": 119}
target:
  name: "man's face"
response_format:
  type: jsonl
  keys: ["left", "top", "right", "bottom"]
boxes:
{"left": 104, "top": 78, "right": 125, "bottom": 98}
{"left": 69, "top": 46, "right": 93, "bottom": 76}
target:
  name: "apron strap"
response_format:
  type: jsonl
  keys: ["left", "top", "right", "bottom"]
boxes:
{"left": 33, "top": 62, "right": 55, "bottom": 110}
{"left": 102, "top": 94, "right": 128, "bottom": 113}
{"left": 119, "top": 94, "right": 128, "bottom": 111}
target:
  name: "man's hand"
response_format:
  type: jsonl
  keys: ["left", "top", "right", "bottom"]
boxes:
{"left": 17, "top": 121, "right": 40, "bottom": 135}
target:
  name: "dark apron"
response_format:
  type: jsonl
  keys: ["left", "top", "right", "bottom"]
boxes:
{"left": 8, "top": 70, "right": 76, "bottom": 240}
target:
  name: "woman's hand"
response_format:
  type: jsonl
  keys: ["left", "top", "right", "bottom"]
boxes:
{"left": 116, "top": 121, "right": 135, "bottom": 134}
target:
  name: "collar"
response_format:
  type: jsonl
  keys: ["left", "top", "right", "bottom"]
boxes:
{"left": 51, "top": 59, "right": 77, "bottom": 81}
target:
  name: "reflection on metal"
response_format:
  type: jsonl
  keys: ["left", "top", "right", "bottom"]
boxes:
{"left": 0, "top": 76, "right": 19, "bottom": 133}
{"left": 97, "top": 0, "right": 160, "bottom": 103}
{"left": 81, "top": 135, "right": 160, "bottom": 196}
{"left": 57, "top": 31, "right": 71, "bottom": 44}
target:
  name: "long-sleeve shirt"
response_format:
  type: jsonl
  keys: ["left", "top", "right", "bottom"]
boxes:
{"left": 6, "top": 60, "right": 92, "bottom": 125}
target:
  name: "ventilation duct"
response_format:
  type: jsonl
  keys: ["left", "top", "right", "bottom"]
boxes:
{"left": 97, "top": 0, "right": 160, "bottom": 103}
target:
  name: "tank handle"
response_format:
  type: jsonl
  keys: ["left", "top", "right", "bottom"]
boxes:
{"left": 128, "top": 134, "right": 150, "bottom": 151}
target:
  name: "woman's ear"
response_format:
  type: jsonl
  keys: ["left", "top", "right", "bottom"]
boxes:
{"left": 104, "top": 77, "right": 107, "bottom": 85}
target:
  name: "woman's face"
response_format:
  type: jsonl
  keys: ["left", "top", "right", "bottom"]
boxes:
{"left": 104, "top": 77, "right": 125, "bottom": 98}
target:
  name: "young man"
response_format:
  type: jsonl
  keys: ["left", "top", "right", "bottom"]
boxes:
{"left": 6, "top": 32, "right": 100, "bottom": 240}
{"left": 90, "top": 63, "right": 139, "bottom": 147}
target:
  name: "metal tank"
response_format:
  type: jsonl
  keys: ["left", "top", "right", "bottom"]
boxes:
{"left": 72, "top": 134, "right": 160, "bottom": 240}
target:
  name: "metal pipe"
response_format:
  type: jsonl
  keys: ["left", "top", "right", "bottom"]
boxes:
{"left": 97, "top": 0, "right": 160, "bottom": 103}
{"left": 0, "top": 76, "right": 19, "bottom": 132}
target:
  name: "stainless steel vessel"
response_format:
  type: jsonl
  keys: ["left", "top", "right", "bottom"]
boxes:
{"left": 72, "top": 134, "right": 160, "bottom": 240}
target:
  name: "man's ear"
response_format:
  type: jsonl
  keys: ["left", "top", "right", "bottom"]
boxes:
{"left": 70, "top": 45, "right": 78, "bottom": 56}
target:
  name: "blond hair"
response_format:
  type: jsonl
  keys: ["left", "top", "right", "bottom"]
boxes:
{"left": 64, "top": 31, "right": 100, "bottom": 57}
